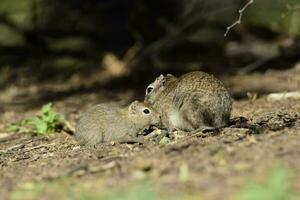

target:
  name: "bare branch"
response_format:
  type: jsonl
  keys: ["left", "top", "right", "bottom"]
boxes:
{"left": 224, "top": 0, "right": 254, "bottom": 37}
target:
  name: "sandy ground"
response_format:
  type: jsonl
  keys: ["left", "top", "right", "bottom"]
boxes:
{"left": 0, "top": 67, "right": 300, "bottom": 200}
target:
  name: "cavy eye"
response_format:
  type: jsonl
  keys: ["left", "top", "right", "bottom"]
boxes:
{"left": 146, "top": 86, "right": 153, "bottom": 94}
{"left": 143, "top": 108, "right": 150, "bottom": 114}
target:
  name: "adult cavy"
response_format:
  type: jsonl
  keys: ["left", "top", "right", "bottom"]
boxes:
{"left": 144, "top": 71, "right": 232, "bottom": 132}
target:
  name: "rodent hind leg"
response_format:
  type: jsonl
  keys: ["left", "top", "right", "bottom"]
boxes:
{"left": 212, "top": 112, "right": 231, "bottom": 128}
{"left": 180, "top": 111, "right": 214, "bottom": 132}
{"left": 177, "top": 107, "right": 201, "bottom": 131}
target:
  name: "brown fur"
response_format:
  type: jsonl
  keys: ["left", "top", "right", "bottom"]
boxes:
{"left": 144, "top": 71, "right": 232, "bottom": 132}
{"left": 75, "top": 101, "right": 160, "bottom": 146}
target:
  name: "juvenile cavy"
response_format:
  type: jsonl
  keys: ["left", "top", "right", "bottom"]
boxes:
{"left": 144, "top": 71, "right": 232, "bottom": 132}
{"left": 75, "top": 101, "right": 160, "bottom": 146}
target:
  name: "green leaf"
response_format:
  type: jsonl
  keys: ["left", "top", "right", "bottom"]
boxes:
{"left": 41, "top": 112, "right": 55, "bottom": 123}
{"left": 41, "top": 103, "right": 53, "bottom": 115}
{"left": 35, "top": 121, "right": 48, "bottom": 134}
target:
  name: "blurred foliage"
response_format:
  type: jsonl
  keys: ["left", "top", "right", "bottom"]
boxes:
{"left": 239, "top": 168, "right": 296, "bottom": 200}
{"left": 11, "top": 179, "right": 181, "bottom": 200}
{"left": 246, "top": 0, "right": 300, "bottom": 37}
{"left": 0, "top": 0, "right": 300, "bottom": 78}
{"left": 11, "top": 167, "right": 298, "bottom": 200}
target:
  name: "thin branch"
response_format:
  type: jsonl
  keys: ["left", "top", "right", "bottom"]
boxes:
{"left": 224, "top": 0, "right": 254, "bottom": 37}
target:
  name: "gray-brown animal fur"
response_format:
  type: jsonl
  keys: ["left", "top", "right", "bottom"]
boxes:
{"left": 75, "top": 101, "right": 160, "bottom": 146}
{"left": 144, "top": 71, "right": 232, "bottom": 132}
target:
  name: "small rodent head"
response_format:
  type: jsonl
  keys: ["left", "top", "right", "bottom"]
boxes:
{"left": 144, "top": 74, "right": 175, "bottom": 104}
{"left": 128, "top": 100, "right": 161, "bottom": 126}
{"left": 145, "top": 74, "right": 164, "bottom": 96}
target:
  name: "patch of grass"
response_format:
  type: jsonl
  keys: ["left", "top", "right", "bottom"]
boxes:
{"left": 239, "top": 168, "right": 295, "bottom": 200}
{"left": 102, "top": 182, "right": 160, "bottom": 200}
{"left": 9, "top": 103, "right": 64, "bottom": 135}
{"left": 11, "top": 179, "right": 179, "bottom": 200}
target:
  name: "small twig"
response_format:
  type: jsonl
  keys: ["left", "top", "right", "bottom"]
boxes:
{"left": 22, "top": 143, "right": 56, "bottom": 153}
{"left": 1, "top": 143, "right": 25, "bottom": 152}
{"left": 224, "top": 0, "right": 254, "bottom": 37}
{"left": 0, "top": 137, "right": 44, "bottom": 154}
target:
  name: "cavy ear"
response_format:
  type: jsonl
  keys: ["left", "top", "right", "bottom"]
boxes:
{"left": 165, "top": 73, "right": 175, "bottom": 83}
{"left": 156, "top": 74, "right": 167, "bottom": 86}
{"left": 128, "top": 100, "right": 139, "bottom": 114}
{"left": 156, "top": 74, "right": 164, "bottom": 81}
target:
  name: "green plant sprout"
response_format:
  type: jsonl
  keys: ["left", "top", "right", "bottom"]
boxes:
{"left": 9, "top": 103, "right": 64, "bottom": 135}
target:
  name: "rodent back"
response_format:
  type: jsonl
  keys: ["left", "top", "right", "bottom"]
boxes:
{"left": 75, "top": 104, "right": 122, "bottom": 145}
{"left": 75, "top": 104, "right": 107, "bottom": 145}
{"left": 173, "top": 72, "right": 232, "bottom": 127}
{"left": 175, "top": 71, "right": 228, "bottom": 95}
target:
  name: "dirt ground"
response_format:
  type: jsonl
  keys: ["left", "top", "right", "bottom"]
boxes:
{"left": 0, "top": 66, "right": 300, "bottom": 200}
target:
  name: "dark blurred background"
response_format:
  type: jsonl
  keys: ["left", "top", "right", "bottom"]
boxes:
{"left": 0, "top": 0, "right": 300, "bottom": 88}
